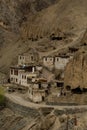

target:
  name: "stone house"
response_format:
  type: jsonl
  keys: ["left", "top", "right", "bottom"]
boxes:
{"left": 28, "top": 82, "right": 48, "bottom": 103}
{"left": 20, "top": 72, "right": 39, "bottom": 87}
{"left": 54, "top": 55, "right": 73, "bottom": 70}
{"left": 43, "top": 56, "right": 54, "bottom": 68}
{"left": 10, "top": 65, "right": 38, "bottom": 86}
{"left": 42, "top": 55, "right": 73, "bottom": 70}
{"left": 18, "top": 51, "right": 39, "bottom": 66}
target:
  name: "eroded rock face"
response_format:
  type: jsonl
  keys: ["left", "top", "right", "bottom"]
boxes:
{"left": 64, "top": 51, "right": 87, "bottom": 89}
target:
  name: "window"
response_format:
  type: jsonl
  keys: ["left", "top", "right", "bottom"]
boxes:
{"left": 39, "top": 84, "right": 41, "bottom": 89}
{"left": 16, "top": 78, "right": 18, "bottom": 82}
{"left": 45, "top": 57, "right": 47, "bottom": 61}
{"left": 31, "top": 56, "right": 34, "bottom": 61}
{"left": 11, "top": 69, "right": 13, "bottom": 75}
{"left": 20, "top": 56, "right": 21, "bottom": 59}
{"left": 14, "top": 70, "right": 18, "bottom": 75}
{"left": 66, "top": 85, "right": 71, "bottom": 91}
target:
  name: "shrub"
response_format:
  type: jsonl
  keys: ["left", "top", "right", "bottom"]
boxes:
{"left": 0, "top": 87, "right": 5, "bottom": 106}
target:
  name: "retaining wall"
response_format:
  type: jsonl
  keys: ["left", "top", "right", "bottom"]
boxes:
{"left": 6, "top": 98, "right": 40, "bottom": 118}
{"left": 6, "top": 98, "right": 87, "bottom": 118}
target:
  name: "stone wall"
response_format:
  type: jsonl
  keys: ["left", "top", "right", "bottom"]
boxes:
{"left": 6, "top": 97, "right": 87, "bottom": 118}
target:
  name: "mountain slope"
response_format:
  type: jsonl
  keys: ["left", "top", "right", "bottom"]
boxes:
{"left": 0, "top": 0, "right": 87, "bottom": 75}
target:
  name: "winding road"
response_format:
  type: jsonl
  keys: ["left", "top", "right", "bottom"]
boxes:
{"left": 5, "top": 93, "right": 87, "bottom": 110}
{"left": 39, "top": 28, "right": 86, "bottom": 57}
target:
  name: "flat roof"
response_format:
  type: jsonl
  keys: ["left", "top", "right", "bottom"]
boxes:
{"left": 10, "top": 65, "right": 36, "bottom": 70}
{"left": 52, "top": 80, "right": 64, "bottom": 83}
{"left": 43, "top": 56, "right": 54, "bottom": 58}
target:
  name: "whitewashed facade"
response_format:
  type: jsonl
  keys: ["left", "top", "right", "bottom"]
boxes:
{"left": 43, "top": 56, "right": 54, "bottom": 67}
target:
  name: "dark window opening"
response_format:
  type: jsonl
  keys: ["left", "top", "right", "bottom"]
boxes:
{"left": 28, "top": 66, "right": 33, "bottom": 72}
{"left": 48, "top": 83, "right": 51, "bottom": 88}
{"left": 42, "top": 96, "right": 44, "bottom": 101}
{"left": 45, "top": 90, "right": 48, "bottom": 94}
{"left": 11, "top": 69, "right": 13, "bottom": 75}
{"left": 8, "top": 78, "right": 10, "bottom": 83}
{"left": 14, "top": 70, "right": 18, "bottom": 75}
{"left": 45, "top": 57, "right": 47, "bottom": 61}
{"left": 69, "top": 47, "right": 79, "bottom": 53}
{"left": 66, "top": 85, "right": 71, "bottom": 91}
{"left": 39, "top": 83, "right": 41, "bottom": 89}
{"left": 20, "top": 56, "right": 21, "bottom": 59}
{"left": 16, "top": 79, "right": 18, "bottom": 82}
{"left": 50, "top": 36, "right": 63, "bottom": 41}
{"left": 57, "top": 82, "right": 64, "bottom": 87}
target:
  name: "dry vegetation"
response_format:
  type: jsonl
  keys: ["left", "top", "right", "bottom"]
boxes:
{"left": 0, "top": 87, "right": 5, "bottom": 106}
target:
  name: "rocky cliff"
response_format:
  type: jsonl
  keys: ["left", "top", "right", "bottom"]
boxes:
{"left": 64, "top": 49, "right": 87, "bottom": 89}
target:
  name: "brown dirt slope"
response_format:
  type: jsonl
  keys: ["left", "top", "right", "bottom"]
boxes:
{"left": 0, "top": 0, "right": 87, "bottom": 74}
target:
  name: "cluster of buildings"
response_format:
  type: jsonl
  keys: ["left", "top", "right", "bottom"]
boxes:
{"left": 10, "top": 51, "right": 49, "bottom": 103}
{"left": 10, "top": 50, "right": 73, "bottom": 103}
{"left": 43, "top": 54, "right": 73, "bottom": 70}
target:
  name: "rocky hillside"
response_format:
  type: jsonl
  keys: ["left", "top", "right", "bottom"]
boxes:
{"left": 0, "top": 0, "right": 87, "bottom": 75}
{"left": 1, "top": 107, "right": 87, "bottom": 130}
{"left": 0, "top": 0, "right": 57, "bottom": 32}
{"left": 64, "top": 48, "right": 87, "bottom": 90}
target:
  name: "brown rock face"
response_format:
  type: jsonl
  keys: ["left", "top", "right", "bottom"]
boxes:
{"left": 64, "top": 51, "right": 87, "bottom": 89}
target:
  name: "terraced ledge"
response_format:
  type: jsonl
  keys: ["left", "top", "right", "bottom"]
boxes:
{"left": 5, "top": 93, "right": 87, "bottom": 117}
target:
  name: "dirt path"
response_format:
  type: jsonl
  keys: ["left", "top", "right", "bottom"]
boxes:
{"left": 5, "top": 93, "right": 87, "bottom": 110}
{"left": 39, "top": 29, "right": 86, "bottom": 57}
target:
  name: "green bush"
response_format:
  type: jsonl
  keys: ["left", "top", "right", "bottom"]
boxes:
{"left": 0, "top": 87, "right": 5, "bottom": 106}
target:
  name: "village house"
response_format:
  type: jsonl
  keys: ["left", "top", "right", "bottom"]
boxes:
{"left": 43, "top": 56, "right": 54, "bottom": 68}
{"left": 18, "top": 51, "right": 39, "bottom": 66}
{"left": 54, "top": 54, "right": 73, "bottom": 70}
{"left": 19, "top": 71, "right": 39, "bottom": 87}
{"left": 10, "top": 49, "right": 40, "bottom": 86}
{"left": 10, "top": 65, "right": 38, "bottom": 86}
{"left": 28, "top": 81, "right": 49, "bottom": 103}
{"left": 9, "top": 52, "right": 51, "bottom": 103}
{"left": 42, "top": 54, "right": 73, "bottom": 70}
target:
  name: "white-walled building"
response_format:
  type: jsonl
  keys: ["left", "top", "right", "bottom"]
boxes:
{"left": 43, "top": 56, "right": 54, "bottom": 67}
{"left": 28, "top": 82, "right": 48, "bottom": 103}
{"left": 18, "top": 51, "right": 39, "bottom": 66}
{"left": 43, "top": 55, "right": 73, "bottom": 70}
{"left": 55, "top": 56, "right": 69, "bottom": 70}
{"left": 20, "top": 72, "right": 39, "bottom": 87}
{"left": 10, "top": 65, "right": 38, "bottom": 87}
